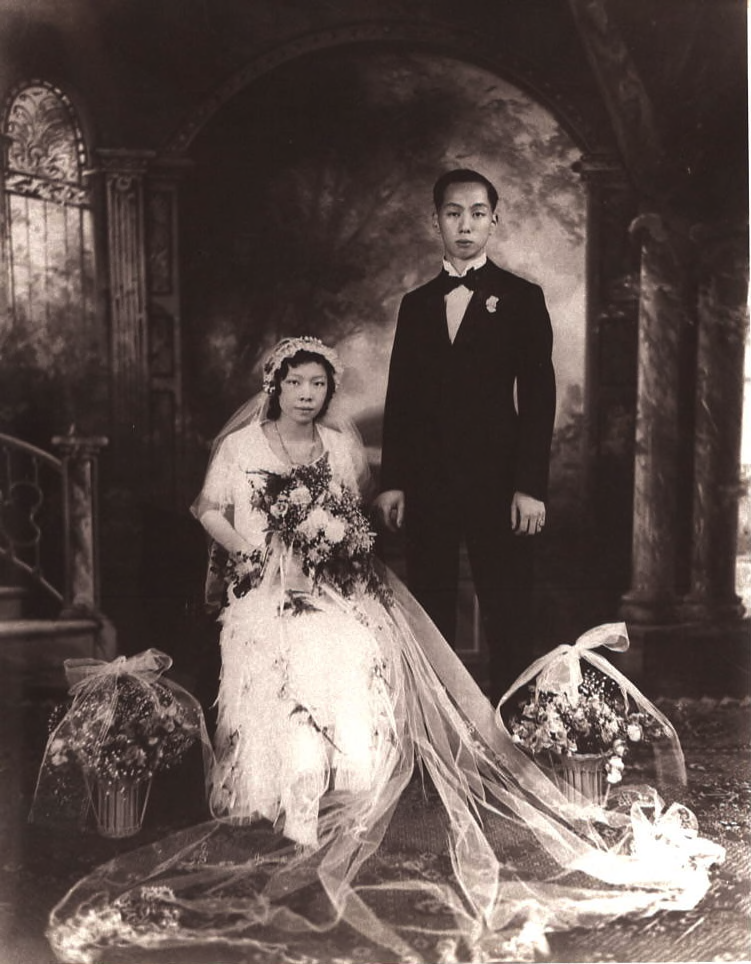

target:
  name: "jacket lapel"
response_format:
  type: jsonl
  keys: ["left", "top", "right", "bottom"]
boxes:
{"left": 423, "top": 275, "right": 453, "bottom": 348}
{"left": 453, "top": 263, "right": 505, "bottom": 347}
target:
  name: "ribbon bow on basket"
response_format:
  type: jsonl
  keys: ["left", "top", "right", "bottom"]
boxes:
{"left": 64, "top": 648, "right": 175, "bottom": 692}
{"left": 30, "top": 649, "right": 214, "bottom": 829}
{"left": 497, "top": 623, "right": 687, "bottom": 789}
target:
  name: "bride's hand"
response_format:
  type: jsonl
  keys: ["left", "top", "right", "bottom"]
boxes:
{"left": 229, "top": 541, "right": 259, "bottom": 569}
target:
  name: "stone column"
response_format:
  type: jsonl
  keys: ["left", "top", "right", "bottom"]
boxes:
{"left": 0, "top": 134, "right": 12, "bottom": 321}
{"left": 94, "top": 149, "right": 155, "bottom": 651}
{"left": 681, "top": 223, "right": 748, "bottom": 621}
{"left": 144, "top": 155, "right": 191, "bottom": 508}
{"left": 52, "top": 433, "right": 109, "bottom": 612}
{"left": 573, "top": 153, "right": 640, "bottom": 602}
{"left": 620, "top": 213, "right": 694, "bottom": 624}
{"left": 96, "top": 149, "right": 155, "bottom": 449}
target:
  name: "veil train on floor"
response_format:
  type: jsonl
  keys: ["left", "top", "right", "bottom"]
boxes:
{"left": 36, "top": 570, "right": 724, "bottom": 964}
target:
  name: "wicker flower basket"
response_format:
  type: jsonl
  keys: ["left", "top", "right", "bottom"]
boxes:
{"left": 544, "top": 752, "right": 608, "bottom": 806}
{"left": 87, "top": 776, "right": 153, "bottom": 838}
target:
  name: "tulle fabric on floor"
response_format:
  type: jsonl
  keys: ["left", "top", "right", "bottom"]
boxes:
{"left": 209, "top": 589, "right": 401, "bottom": 848}
{"left": 43, "top": 572, "right": 725, "bottom": 964}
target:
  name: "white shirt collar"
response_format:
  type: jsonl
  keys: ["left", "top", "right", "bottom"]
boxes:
{"left": 443, "top": 253, "right": 488, "bottom": 278}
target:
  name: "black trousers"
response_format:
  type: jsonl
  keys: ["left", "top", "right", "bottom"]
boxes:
{"left": 404, "top": 491, "right": 535, "bottom": 705}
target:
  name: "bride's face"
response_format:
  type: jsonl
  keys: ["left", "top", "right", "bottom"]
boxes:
{"left": 278, "top": 361, "right": 330, "bottom": 424}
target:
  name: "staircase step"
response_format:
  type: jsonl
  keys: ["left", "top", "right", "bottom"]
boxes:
{"left": 0, "top": 586, "right": 30, "bottom": 620}
{"left": 0, "top": 618, "right": 104, "bottom": 691}
{"left": 0, "top": 618, "right": 96, "bottom": 638}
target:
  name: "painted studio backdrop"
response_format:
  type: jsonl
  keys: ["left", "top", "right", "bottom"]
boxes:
{"left": 181, "top": 49, "right": 585, "bottom": 438}
{"left": 180, "top": 48, "right": 588, "bottom": 662}
{"left": 0, "top": 1, "right": 746, "bottom": 698}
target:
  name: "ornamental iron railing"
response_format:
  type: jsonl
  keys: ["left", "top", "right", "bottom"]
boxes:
{"left": 0, "top": 432, "right": 107, "bottom": 614}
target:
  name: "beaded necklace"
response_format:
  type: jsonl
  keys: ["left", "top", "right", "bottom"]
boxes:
{"left": 274, "top": 421, "right": 318, "bottom": 466}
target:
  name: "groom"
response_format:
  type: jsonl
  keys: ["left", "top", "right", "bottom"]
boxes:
{"left": 374, "top": 168, "right": 556, "bottom": 703}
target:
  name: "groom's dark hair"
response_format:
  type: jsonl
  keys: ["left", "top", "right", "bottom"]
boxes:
{"left": 433, "top": 169, "right": 499, "bottom": 211}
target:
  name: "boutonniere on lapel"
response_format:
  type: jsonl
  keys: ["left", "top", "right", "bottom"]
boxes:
{"left": 485, "top": 295, "right": 500, "bottom": 313}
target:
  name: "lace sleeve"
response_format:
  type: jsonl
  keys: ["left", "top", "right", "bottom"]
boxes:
{"left": 192, "top": 435, "right": 235, "bottom": 520}
{"left": 322, "top": 421, "right": 373, "bottom": 501}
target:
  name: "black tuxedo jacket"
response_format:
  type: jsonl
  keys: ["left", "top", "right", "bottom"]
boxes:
{"left": 380, "top": 259, "right": 556, "bottom": 520}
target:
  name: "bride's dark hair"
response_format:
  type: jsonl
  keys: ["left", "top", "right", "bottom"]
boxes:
{"left": 267, "top": 349, "right": 337, "bottom": 420}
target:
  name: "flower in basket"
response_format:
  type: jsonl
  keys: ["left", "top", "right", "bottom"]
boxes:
{"left": 508, "top": 668, "right": 669, "bottom": 784}
{"left": 501, "top": 623, "right": 685, "bottom": 792}
{"left": 45, "top": 650, "right": 203, "bottom": 787}
{"left": 226, "top": 452, "right": 391, "bottom": 606}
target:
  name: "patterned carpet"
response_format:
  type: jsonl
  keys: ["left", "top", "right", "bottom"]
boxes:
{"left": 0, "top": 691, "right": 749, "bottom": 964}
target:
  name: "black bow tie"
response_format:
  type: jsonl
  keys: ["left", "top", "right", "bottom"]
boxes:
{"left": 441, "top": 267, "right": 481, "bottom": 292}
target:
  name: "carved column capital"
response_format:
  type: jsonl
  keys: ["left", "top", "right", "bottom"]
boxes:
{"left": 52, "top": 433, "right": 109, "bottom": 460}
{"left": 95, "top": 147, "right": 156, "bottom": 173}
{"left": 92, "top": 149, "right": 154, "bottom": 198}
{"left": 148, "top": 154, "right": 194, "bottom": 178}
{"left": 572, "top": 151, "right": 629, "bottom": 185}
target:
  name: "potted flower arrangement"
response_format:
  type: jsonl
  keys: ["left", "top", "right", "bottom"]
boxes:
{"left": 41, "top": 651, "right": 203, "bottom": 837}
{"left": 507, "top": 666, "right": 671, "bottom": 804}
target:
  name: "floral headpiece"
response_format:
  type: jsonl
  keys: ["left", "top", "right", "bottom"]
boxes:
{"left": 262, "top": 336, "right": 343, "bottom": 395}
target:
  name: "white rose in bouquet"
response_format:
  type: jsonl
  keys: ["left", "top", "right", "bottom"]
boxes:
{"left": 322, "top": 516, "right": 347, "bottom": 544}
{"left": 299, "top": 506, "right": 346, "bottom": 544}
{"left": 288, "top": 485, "right": 312, "bottom": 507}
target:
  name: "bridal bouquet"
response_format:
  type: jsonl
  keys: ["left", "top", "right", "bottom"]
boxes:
{"left": 45, "top": 653, "right": 202, "bottom": 786}
{"left": 230, "top": 452, "right": 390, "bottom": 605}
{"left": 508, "top": 667, "right": 669, "bottom": 785}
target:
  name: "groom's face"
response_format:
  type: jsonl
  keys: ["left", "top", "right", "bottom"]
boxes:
{"left": 434, "top": 182, "right": 497, "bottom": 267}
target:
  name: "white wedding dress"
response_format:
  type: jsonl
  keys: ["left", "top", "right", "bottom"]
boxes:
{"left": 205, "top": 422, "right": 400, "bottom": 846}
{"left": 40, "top": 416, "right": 725, "bottom": 964}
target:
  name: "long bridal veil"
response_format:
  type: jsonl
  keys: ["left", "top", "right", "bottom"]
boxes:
{"left": 39, "top": 388, "right": 724, "bottom": 963}
{"left": 44, "top": 566, "right": 724, "bottom": 964}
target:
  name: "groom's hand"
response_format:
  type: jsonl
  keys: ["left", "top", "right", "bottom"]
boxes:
{"left": 511, "top": 492, "right": 546, "bottom": 536}
{"left": 373, "top": 490, "right": 406, "bottom": 532}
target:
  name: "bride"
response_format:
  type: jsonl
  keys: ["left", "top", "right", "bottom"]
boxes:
{"left": 195, "top": 336, "right": 402, "bottom": 847}
{"left": 43, "top": 337, "right": 724, "bottom": 964}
